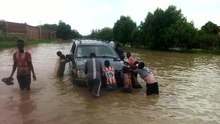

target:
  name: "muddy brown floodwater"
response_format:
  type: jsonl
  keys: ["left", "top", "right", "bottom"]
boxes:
{"left": 0, "top": 42, "right": 220, "bottom": 124}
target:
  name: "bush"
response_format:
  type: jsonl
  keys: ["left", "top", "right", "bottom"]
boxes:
{"left": 0, "top": 34, "right": 20, "bottom": 41}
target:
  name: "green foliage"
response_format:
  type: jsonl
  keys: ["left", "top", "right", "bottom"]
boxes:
{"left": 99, "top": 27, "right": 113, "bottom": 41}
{"left": 140, "top": 5, "right": 191, "bottom": 50}
{"left": 201, "top": 21, "right": 219, "bottom": 35}
{"left": 0, "top": 39, "right": 55, "bottom": 49}
{"left": 40, "top": 22, "right": 81, "bottom": 40}
{"left": 195, "top": 30, "right": 220, "bottom": 50}
{"left": 90, "top": 29, "right": 99, "bottom": 39}
{"left": 57, "top": 20, "right": 72, "bottom": 40}
{"left": 0, "top": 35, "right": 20, "bottom": 41}
{"left": 0, "top": 40, "right": 16, "bottom": 49}
{"left": 70, "top": 29, "right": 82, "bottom": 39}
{"left": 87, "top": 5, "right": 220, "bottom": 53}
{"left": 113, "top": 16, "right": 136, "bottom": 45}
{"left": 40, "top": 24, "right": 58, "bottom": 31}
{"left": 165, "top": 20, "right": 197, "bottom": 49}
{"left": 131, "top": 27, "right": 142, "bottom": 47}
{"left": 89, "top": 27, "right": 113, "bottom": 41}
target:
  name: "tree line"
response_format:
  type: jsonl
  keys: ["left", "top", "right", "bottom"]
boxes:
{"left": 2, "top": 5, "right": 218, "bottom": 51}
{"left": 40, "top": 20, "right": 82, "bottom": 40}
{"left": 88, "top": 5, "right": 220, "bottom": 52}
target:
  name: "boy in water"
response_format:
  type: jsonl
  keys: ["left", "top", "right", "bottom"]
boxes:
{"left": 133, "top": 62, "right": 159, "bottom": 95}
{"left": 115, "top": 43, "right": 125, "bottom": 61}
{"left": 9, "top": 39, "right": 36, "bottom": 90}
{"left": 131, "top": 61, "right": 143, "bottom": 89}
{"left": 125, "top": 52, "right": 135, "bottom": 68}
{"left": 102, "top": 60, "right": 117, "bottom": 91}
{"left": 56, "top": 51, "right": 69, "bottom": 77}
{"left": 121, "top": 66, "right": 133, "bottom": 93}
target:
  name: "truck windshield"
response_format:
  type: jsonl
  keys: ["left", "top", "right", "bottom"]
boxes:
{"left": 76, "top": 45, "right": 118, "bottom": 58}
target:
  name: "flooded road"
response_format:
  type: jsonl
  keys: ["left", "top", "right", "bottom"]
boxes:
{"left": 0, "top": 42, "right": 220, "bottom": 124}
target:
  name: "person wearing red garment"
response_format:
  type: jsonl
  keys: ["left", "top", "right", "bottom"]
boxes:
{"left": 9, "top": 39, "right": 36, "bottom": 90}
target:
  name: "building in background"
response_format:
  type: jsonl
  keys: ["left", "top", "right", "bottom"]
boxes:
{"left": 0, "top": 20, "right": 56, "bottom": 40}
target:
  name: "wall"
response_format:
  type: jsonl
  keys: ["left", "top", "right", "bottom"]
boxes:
{"left": 4, "top": 21, "right": 56, "bottom": 40}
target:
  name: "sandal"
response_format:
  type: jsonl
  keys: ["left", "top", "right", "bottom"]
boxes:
{"left": 2, "top": 77, "right": 14, "bottom": 85}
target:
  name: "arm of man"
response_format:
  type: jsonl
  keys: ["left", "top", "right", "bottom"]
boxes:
{"left": 10, "top": 61, "right": 17, "bottom": 78}
{"left": 124, "top": 61, "right": 129, "bottom": 65}
{"left": 132, "top": 69, "right": 138, "bottom": 74}
{"left": 65, "top": 58, "right": 70, "bottom": 63}
{"left": 29, "top": 61, "right": 36, "bottom": 81}
{"left": 26, "top": 52, "right": 36, "bottom": 81}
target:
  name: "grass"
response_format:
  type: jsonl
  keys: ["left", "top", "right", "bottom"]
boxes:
{"left": 123, "top": 46, "right": 220, "bottom": 55}
{"left": 0, "top": 40, "right": 17, "bottom": 49}
{"left": 0, "top": 39, "right": 58, "bottom": 49}
{"left": 25, "top": 39, "right": 57, "bottom": 45}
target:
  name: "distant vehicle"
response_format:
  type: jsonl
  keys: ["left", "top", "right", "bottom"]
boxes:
{"left": 66, "top": 39, "right": 125, "bottom": 87}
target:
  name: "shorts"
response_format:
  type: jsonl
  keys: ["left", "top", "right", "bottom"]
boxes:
{"left": 17, "top": 74, "right": 31, "bottom": 90}
{"left": 146, "top": 82, "right": 159, "bottom": 95}
{"left": 106, "top": 83, "right": 117, "bottom": 91}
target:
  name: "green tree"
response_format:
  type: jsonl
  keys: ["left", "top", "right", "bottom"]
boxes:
{"left": 40, "top": 24, "right": 58, "bottom": 31}
{"left": 196, "top": 30, "right": 220, "bottom": 50}
{"left": 140, "top": 5, "right": 192, "bottom": 50}
{"left": 131, "top": 27, "right": 142, "bottom": 47}
{"left": 89, "top": 27, "right": 113, "bottom": 41}
{"left": 90, "top": 29, "right": 100, "bottom": 39}
{"left": 70, "top": 29, "right": 82, "bottom": 39}
{"left": 164, "top": 20, "right": 197, "bottom": 49}
{"left": 113, "top": 16, "right": 136, "bottom": 45}
{"left": 201, "top": 21, "right": 219, "bottom": 35}
{"left": 40, "top": 23, "right": 81, "bottom": 39}
{"left": 57, "top": 20, "right": 72, "bottom": 40}
{"left": 98, "top": 27, "right": 113, "bottom": 41}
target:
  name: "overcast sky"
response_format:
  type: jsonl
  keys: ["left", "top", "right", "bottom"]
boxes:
{"left": 1, "top": 0, "right": 219, "bottom": 35}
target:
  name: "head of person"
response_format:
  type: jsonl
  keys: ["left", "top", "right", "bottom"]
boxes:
{"left": 104, "top": 60, "right": 110, "bottom": 67}
{"left": 126, "top": 52, "right": 131, "bottom": 58}
{"left": 17, "top": 39, "right": 24, "bottom": 51}
{"left": 57, "top": 51, "right": 62, "bottom": 57}
{"left": 115, "top": 43, "right": 120, "bottom": 49}
{"left": 138, "top": 62, "right": 145, "bottom": 69}
{"left": 90, "top": 52, "right": 96, "bottom": 58}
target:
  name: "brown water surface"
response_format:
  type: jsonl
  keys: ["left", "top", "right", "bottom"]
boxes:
{"left": 0, "top": 43, "right": 219, "bottom": 124}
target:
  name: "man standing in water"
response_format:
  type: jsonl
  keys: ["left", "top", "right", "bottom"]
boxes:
{"left": 56, "top": 51, "right": 69, "bottom": 77}
{"left": 115, "top": 43, "right": 125, "bottom": 61}
{"left": 9, "top": 39, "right": 36, "bottom": 90}
{"left": 85, "top": 53, "right": 102, "bottom": 97}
